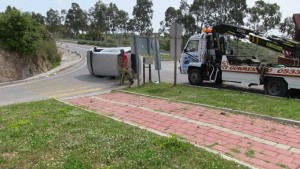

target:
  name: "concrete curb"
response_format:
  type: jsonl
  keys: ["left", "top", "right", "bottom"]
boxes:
{"left": 117, "top": 90, "right": 300, "bottom": 127}
{"left": 0, "top": 47, "right": 82, "bottom": 87}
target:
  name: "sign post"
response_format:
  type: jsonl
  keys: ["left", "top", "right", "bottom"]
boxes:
{"left": 131, "top": 34, "right": 161, "bottom": 85}
{"left": 152, "top": 34, "right": 161, "bottom": 83}
{"left": 170, "top": 23, "right": 183, "bottom": 86}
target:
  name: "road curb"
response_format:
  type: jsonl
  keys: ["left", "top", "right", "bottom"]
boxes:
{"left": 116, "top": 90, "right": 300, "bottom": 127}
{"left": 0, "top": 47, "right": 82, "bottom": 87}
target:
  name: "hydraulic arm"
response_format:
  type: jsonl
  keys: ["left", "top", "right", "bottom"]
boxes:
{"left": 211, "top": 23, "right": 300, "bottom": 59}
{"left": 249, "top": 33, "right": 300, "bottom": 58}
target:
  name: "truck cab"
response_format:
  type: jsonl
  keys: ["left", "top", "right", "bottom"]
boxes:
{"left": 180, "top": 29, "right": 224, "bottom": 85}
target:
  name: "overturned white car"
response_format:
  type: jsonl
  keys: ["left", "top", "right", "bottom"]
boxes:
{"left": 87, "top": 47, "right": 131, "bottom": 77}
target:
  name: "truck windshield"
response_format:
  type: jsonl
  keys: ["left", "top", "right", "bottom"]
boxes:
{"left": 185, "top": 40, "right": 199, "bottom": 53}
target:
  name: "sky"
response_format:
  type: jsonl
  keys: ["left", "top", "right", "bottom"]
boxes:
{"left": 0, "top": 0, "right": 299, "bottom": 33}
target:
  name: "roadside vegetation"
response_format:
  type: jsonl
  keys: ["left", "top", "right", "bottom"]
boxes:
{"left": 0, "top": 100, "right": 246, "bottom": 169}
{"left": 160, "top": 54, "right": 172, "bottom": 61}
{"left": 0, "top": 7, "right": 60, "bottom": 69}
{"left": 124, "top": 83, "right": 300, "bottom": 121}
{"left": 77, "top": 34, "right": 131, "bottom": 48}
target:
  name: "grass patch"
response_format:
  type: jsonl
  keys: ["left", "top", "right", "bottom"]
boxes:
{"left": 276, "top": 163, "right": 290, "bottom": 169}
{"left": 245, "top": 149, "right": 255, "bottom": 158}
{"left": 0, "top": 99, "right": 246, "bottom": 169}
{"left": 123, "top": 83, "right": 300, "bottom": 121}
{"left": 160, "top": 54, "right": 173, "bottom": 61}
{"left": 155, "top": 134, "right": 187, "bottom": 151}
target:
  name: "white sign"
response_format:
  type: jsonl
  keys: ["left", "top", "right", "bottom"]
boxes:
{"left": 170, "top": 23, "right": 183, "bottom": 39}
{"left": 170, "top": 39, "right": 182, "bottom": 60}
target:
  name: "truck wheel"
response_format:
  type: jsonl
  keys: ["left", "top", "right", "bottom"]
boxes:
{"left": 188, "top": 69, "right": 202, "bottom": 85}
{"left": 265, "top": 78, "right": 288, "bottom": 97}
{"left": 215, "top": 71, "right": 223, "bottom": 84}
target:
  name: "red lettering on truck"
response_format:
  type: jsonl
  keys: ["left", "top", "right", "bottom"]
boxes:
{"left": 229, "top": 66, "right": 257, "bottom": 72}
{"left": 277, "top": 69, "right": 300, "bottom": 75}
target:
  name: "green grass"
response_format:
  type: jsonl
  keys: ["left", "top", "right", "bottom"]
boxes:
{"left": 123, "top": 83, "right": 300, "bottom": 121}
{"left": 160, "top": 54, "right": 173, "bottom": 61}
{"left": 0, "top": 99, "right": 246, "bottom": 169}
{"left": 276, "top": 163, "right": 290, "bottom": 169}
{"left": 245, "top": 149, "right": 255, "bottom": 158}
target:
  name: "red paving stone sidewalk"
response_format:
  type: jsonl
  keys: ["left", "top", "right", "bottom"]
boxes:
{"left": 66, "top": 92, "right": 300, "bottom": 169}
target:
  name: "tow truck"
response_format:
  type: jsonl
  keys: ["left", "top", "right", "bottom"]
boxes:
{"left": 179, "top": 19, "right": 300, "bottom": 97}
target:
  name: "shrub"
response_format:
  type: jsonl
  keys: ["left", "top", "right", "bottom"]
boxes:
{"left": 0, "top": 7, "right": 60, "bottom": 68}
{"left": 35, "top": 39, "right": 61, "bottom": 68}
{"left": 0, "top": 9, "right": 42, "bottom": 55}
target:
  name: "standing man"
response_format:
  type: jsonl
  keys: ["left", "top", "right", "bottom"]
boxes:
{"left": 119, "top": 49, "right": 134, "bottom": 86}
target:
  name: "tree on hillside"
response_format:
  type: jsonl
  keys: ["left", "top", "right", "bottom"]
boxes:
{"left": 132, "top": 0, "right": 154, "bottom": 34}
{"left": 178, "top": 0, "right": 197, "bottom": 36}
{"left": 31, "top": 12, "right": 45, "bottom": 25}
{"left": 159, "top": 7, "right": 181, "bottom": 35}
{"left": 181, "top": 14, "right": 197, "bottom": 36}
{"left": 82, "top": 10, "right": 89, "bottom": 34}
{"left": 179, "top": 0, "right": 190, "bottom": 16}
{"left": 126, "top": 19, "right": 135, "bottom": 34}
{"left": 116, "top": 10, "right": 129, "bottom": 33}
{"left": 160, "top": 1, "right": 195, "bottom": 36}
{"left": 46, "top": 9, "right": 61, "bottom": 34}
{"left": 89, "top": 1, "right": 108, "bottom": 34}
{"left": 190, "top": 0, "right": 214, "bottom": 29}
{"left": 106, "top": 3, "right": 119, "bottom": 34}
{"left": 4, "top": 6, "right": 17, "bottom": 13}
{"left": 58, "top": 9, "right": 69, "bottom": 38}
{"left": 0, "top": 8, "right": 42, "bottom": 54}
{"left": 165, "top": 7, "right": 180, "bottom": 28}
{"left": 65, "top": 3, "right": 87, "bottom": 36}
{"left": 60, "top": 9, "right": 67, "bottom": 24}
{"left": 247, "top": 0, "right": 281, "bottom": 33}
{"left": 210, "top": 0, "right": 247, "bottom": 26}
{"left": 158, "top": 21, "right": 166, "bottom": 35}
{"left": 279, "top": 17, "right": 295, "bottom": 39}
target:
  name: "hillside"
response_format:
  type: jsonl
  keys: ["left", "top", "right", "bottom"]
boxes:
{"left": 0, "top": 9, "right": 61, "bottom": 83}
{"left": 0, "top": 49, "right": 51, "bottom": 83}
{"left": 228, "top": 39, "right": 281, "bottom": 63}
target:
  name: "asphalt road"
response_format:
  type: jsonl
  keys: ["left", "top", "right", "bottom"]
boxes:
{"left": 0, "top": 43, "right": 117, "bottom": 106}
{"left": 0, "top": 42, "right": 266, "bottom": 106}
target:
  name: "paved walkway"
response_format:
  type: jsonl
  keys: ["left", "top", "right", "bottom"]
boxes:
{"left": 66, "top": 91, "right": 300, "bottom": 169}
